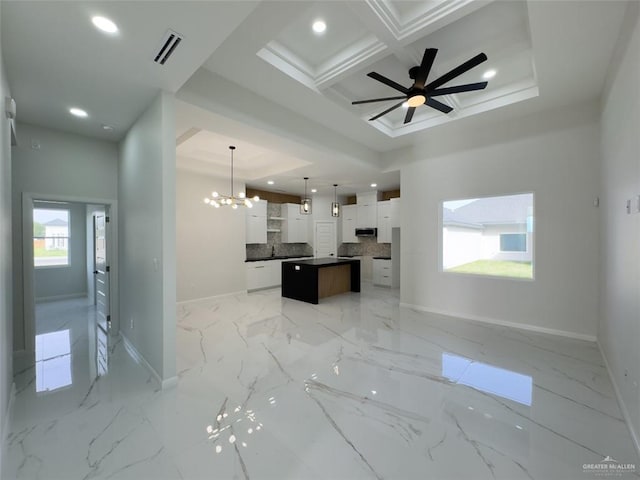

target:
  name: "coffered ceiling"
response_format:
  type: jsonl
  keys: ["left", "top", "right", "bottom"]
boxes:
{"left": 256, "top": 0, "right": 537, "bottom": 137}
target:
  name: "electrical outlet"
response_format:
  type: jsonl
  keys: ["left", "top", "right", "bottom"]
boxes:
{"left": 626, "top": 200, "right": 631, "bottom": 214}
{"left": 130, "top": 317, "right": 134, "bottom": 330}
{"left": 624, "top": 369, "right": 628, "bottom": 379}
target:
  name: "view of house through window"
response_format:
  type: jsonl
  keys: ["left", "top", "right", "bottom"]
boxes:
{"left": 33, "top": 207, "right": 70, "bottom": 267}
{"left": 442, "top": 193, "right": 534, "bottom": 279}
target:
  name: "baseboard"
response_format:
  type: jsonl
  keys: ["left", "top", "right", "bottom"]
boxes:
{"left": 597, "top": 340, "right": 640, "bottom": 460}
{"left": 35, "top": 292, "right": 88, "bottom": 303}
{"left": 121, "top": 334, "right": 176, "bottom": 390}
{"left": 399, "top": 303, "right": 597, "bottom": 342}
{"left": 177, "top": 290, "right": 247, "bottom": 305}
{"left": 161, "top": 376, "right": 178, "bottom": 390}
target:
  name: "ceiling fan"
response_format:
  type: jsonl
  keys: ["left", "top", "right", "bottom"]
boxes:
{"left": 352, "top": 48, "right": 489, "bottom": 124}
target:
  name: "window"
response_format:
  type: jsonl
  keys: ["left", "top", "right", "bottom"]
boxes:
{"left": 33, "top": 207, "right": 70, "bottom": 267}
{"left": 442, "top": 193, "right": 534, "bottom": 279}
{"left": 500, "top": 233, "right": 527, "bottom": 252}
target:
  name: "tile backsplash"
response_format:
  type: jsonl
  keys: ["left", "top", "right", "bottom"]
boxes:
{"left": 245, "top": 203, "right": 313, "bottom": 260}
{"left": 338, "top": 237, "right": 391, "bottom": 257}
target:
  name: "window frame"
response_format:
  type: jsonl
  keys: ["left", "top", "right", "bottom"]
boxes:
{"left": 33, "top": 206, "right": 72, "bottom": 269}
{"left": 440, "top": 192, "right": 535, "bottom": 281}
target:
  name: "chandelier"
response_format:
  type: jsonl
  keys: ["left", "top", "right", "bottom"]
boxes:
{"left": 204, "top": 146, "right": 259, "bottom": 209}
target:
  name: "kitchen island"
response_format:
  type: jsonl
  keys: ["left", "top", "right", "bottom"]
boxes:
{"left": 281, "top": 257, "right": 360, "bottom": 304}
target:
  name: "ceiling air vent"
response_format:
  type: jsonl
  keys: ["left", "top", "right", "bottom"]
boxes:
{"left": 153, "top": 29, "right": 183, "bottom": 65}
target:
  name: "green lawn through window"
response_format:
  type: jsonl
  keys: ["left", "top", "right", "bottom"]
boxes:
{"left": 446, "top": 260, "right": 533, "bottom": 279}
{"left": 34, "top": 246, "right": 68, "bottom": 257}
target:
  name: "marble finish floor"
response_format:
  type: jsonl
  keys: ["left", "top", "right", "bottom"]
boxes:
{"left": 3, "top": 287, "right": 638, "bottom": 479}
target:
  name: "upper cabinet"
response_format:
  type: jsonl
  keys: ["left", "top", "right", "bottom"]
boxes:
{"left": 246, "top": 199, "right": 267, "bottom": 244}
{"left": 341, "top": 204, "right": 359, "bottom": 243}
{"left": 377, "top": 200, "right": 392, "bottom": 243}
{"left": 390, "top": 197, "right": 401, "bottom": 229}
{"left": 281, "top": 203, "right": 309, "bottom": 243}
{"left": 356, "top": 192, "right": 379, "bottom": 228}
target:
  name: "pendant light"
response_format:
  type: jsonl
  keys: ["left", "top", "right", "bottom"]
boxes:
{"left": 203, "top": 146, "right": 259, "bottom": 209}
{"left": 331, "top": 184, "right": 340, "bottom": 217}
{"left": 300, "top": 177, "right": 312, "bottom": 214}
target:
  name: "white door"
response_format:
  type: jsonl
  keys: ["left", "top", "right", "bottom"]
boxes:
{"left": 94, "top": 214, "right": 110, "bottom": 333}
{"left": 315, "top": 222, "right": 336, "bottom": 258}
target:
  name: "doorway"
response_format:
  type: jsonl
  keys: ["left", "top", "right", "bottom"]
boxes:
{"left": 21, "top": 193, "right": 118, "bottom": 356}
{"left": 314, "top": 221, "right": 337, "bottom": 258}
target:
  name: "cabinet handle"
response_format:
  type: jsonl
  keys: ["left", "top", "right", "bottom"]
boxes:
{"left": 255, "top": 266, "right": 265, "bottom": 269}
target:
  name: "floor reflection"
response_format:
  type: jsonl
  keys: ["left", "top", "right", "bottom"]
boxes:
{"left": 443, "top": 352, "right": 532, "bottom": 406}
{"left": 35, "top": 329, "right": 72, "bottom": 393}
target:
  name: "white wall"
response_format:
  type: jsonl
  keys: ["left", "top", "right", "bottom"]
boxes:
{"left": 34, "top": 202, "right": 87, "bottom": 301}
{"left": 176, "top": 169, "right": 246, "bottom": 302}
{"left": 0, "top": 2, "right": 14, "bottom": 471}
{"left": 119, "top": 92, "right": 176, "bottom": 385}
{"left": 11, "top": 122, "right": 117, "bottom": 351}
{"left": 599, "top": 2, "right": 640, "bottom": 454}
{"left": 401, "top": 103, "right": 600, "bottom": 339}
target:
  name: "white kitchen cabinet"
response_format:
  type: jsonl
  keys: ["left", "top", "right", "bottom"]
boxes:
{"left": 341, "top": 204, "right": 359, "bottom": 243}
{"left": 245, "top": 199, "right": 267, "bottom": 244}
{"left": 356, "top": 192, "right": 378, "bottom": 228}
{"left": 373, "top": 258, "right": 392, "bottom": 287}
{"left": 377, "top": 200, "right": 392, "bottom": 243}
{"left": 246, "top": 261, "right": 271, "bottom": 290}
{"left": 390, "top": 197, "right": 401, "bottom": 229}
{"left": 281, "top": 203, "right": 309, "bottom": 243}
{"left": 271, "top": 259, "right": 282, "bottom": 286}
{"left": 246, "top": 257, "right": 311, "bottom": 291}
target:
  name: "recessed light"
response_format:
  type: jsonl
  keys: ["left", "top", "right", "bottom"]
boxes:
{"left": 312, "top": 20, "right": 326, "bottom": 34}
{"left": 311, "top": 189, "right": 317, "bottom": 193}
{"left": 91, "top": 16, "right": 118, "bottom": 34}
{"left": 69, "top": 107, "right": 88, "bottom": 118}
{"left": 370, "top": 183, "right": 377, "bottom": 188}
{"left": 483, "top": 69, "right": 496, "bottom": 79}
{"left": 102, "top": 124, "right": 114, "bottom": 131}
{"left": 267, "top": 180, "right": 274, "bottom": 185}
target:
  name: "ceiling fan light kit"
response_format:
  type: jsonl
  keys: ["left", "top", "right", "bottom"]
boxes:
{"left": 352, "top": 47, "right": 489, "bottom": 124}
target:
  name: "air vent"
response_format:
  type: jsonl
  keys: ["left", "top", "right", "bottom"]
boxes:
{"left": 153, "top": 29, "right": 183, "bottom": 65}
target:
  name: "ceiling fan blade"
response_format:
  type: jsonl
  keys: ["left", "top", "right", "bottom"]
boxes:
{"left": 425, "top": 53, "right": 488, "bottom": 91}
{"left": 429, "top": 82, "right": 488, "bottom": 97}
{"left": 367, "top": 72, "right": 409, "bottom": 94}
{"left": 404, "top": 107, "right": 416, "bottom": 124}
{"left": 369, "top": 101, "right": 405, "bottom": 121}
{"left": 414, "top": 48, "right": 437, "bottom": 89}
{"left": 425, "top": 97, "right": 453, "bottom": 114}
{"left": 352, "top": 95, "right": 407, "bottom": 105}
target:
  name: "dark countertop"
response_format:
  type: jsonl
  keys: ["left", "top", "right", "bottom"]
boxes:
{"left": 373, "top": 256, "right": 391, "bottom": 260}
{"left": 245, "top": 255, "right": 313, "bottom": 263}
{"left": 282, "top": 257, "right": 360, "bottom": 268}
